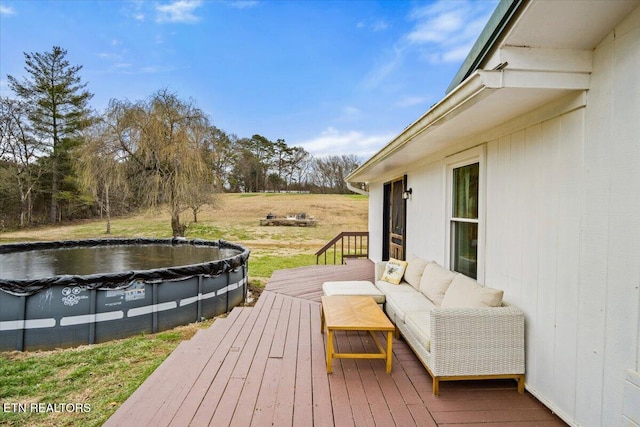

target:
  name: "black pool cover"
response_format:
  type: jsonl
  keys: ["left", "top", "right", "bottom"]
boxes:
{"left": 0, "top": 238, "right": 250, "bottom": 296}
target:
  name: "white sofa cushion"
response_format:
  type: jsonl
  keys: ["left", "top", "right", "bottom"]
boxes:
{"left": 441, "top": 274, "right": 504, "bottom": 308}
{"left": 386, "top": 292, "right": 437, "bottom": 323}
{"left": 403, "top": 256, "right": 430, "bottom": 290}
{"left": 375, "top": 280, "right": 415, "bottom": 295}
{"left": 405, "top": 311, "right": 431, "bottom": 352}
{"left": 419, "top": 263, "right": 456, "bottom": 306}
{"left": 380, "top": 258, "right": 408, "bottom": 284}
{"left": 322, "top": 280, "right": 386, "bottom": 304}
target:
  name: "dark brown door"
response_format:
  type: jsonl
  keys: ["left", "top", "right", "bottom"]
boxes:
{"left": 383, "top": 176, "right": 406, "bottom": 260}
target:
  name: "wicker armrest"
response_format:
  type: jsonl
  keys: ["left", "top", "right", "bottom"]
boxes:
{"left": 429, "top": 306, "right": 525, "bottom": 377}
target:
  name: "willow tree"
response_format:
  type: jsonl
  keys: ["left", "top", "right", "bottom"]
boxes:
{"left": 7, "top": 46, "right": 93, "bottom": 223}
{"left": 76, "top": 117, "right": 128, "bottom": 234}
{"left": 109, "top": 90, "right": 213, "bottom": 236}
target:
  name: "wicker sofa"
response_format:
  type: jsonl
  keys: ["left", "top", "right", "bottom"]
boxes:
{"left": 374, "top": 258, "right": 525, "bottom": 395}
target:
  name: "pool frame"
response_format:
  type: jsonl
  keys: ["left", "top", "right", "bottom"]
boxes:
{"left": 0, "top": 238, "right": 250, "bottom": 352}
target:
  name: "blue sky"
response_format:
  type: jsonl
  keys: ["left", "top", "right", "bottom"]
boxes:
{"left": 0, "top": 0, "right": 498, "bottom": 158}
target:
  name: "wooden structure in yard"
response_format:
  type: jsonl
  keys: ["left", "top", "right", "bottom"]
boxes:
{"left": 260, "top": 213, "right": 316, "bottom": 227}
{"left": 105, "top": 260, "right": 566, "bottom": 426}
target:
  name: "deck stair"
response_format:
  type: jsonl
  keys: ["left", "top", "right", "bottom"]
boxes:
{"left": 315, "top": 231, "right": 369, "bottom": 265}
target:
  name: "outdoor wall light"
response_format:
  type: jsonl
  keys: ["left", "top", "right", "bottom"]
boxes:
{"left": 402, "top": 188, "right": 413, "bottom": 200}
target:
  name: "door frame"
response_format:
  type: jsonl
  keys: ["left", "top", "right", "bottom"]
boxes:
{"left": 382, "top": 175, "right": 407, "bottom": 261}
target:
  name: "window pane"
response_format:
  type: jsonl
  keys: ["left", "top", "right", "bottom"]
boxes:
{"left": 452, "top": 221, "right": 478, "bottom": 279}
{"left": 452, "top": 163, "right": 479, "bottom": 219}
{"left": 391, "top": 180, "right": 404, "bottom": 235}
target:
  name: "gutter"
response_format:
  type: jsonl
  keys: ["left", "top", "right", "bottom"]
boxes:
{"left": 347, "top": 181, "right": 369, "bottom": 196}
{"left": 346, "top": 70, "right": 489, "bottom": 184}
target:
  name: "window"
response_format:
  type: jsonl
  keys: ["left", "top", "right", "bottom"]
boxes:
{"left": 451, "top": 163, "right": 479, "bottom": 278}
{"left": 446, "top": 146, "right": 485, "bottom": 280}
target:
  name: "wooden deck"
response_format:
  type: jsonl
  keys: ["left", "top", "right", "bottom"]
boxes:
{"left": 105, "top": 261, "right": 566, "bottom": 426}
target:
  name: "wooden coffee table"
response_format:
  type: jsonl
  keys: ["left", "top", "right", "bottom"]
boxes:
{"left": 320, "top": 295, "right": 395, "bottom": 374}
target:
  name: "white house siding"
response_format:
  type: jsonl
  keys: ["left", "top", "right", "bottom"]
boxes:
{"left": 366, "top": 7, "right": 640, "bottom": 426}
{"left": 578, "top": 8, "right": 640, "bottom": 426}
{"left": 367, "top": 182, "right": 384, "bottom": 264}
{"left": 405, "top": 164, "right": 445, "bottom": 265}
{"left": 484, "top": 107, "right": 586, "bottom": 424}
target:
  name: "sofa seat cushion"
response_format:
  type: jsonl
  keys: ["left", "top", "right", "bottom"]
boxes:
{"left": 322, "top": 280, "right": 386, "bottom": 304}
{"left": 419, "top": 263, "right": 456, "bottom": 306}
{"left": 404, "top": 311, "right": 432, "bottom": 352}
{"left": 441, "top": 274, "right": 504, "bottom": 308}
{"left": 386, "top": 292, "right": 437, "bottom": 323}
{"left": 375, "top": 280, "right": 416, "bottom": 295}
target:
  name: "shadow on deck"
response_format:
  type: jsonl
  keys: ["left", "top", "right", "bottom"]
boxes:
{"left": 105, "top": 260, "right": 566, "bottom": 426}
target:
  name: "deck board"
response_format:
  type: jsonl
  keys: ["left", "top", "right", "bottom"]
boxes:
{"left": 105, "top": 261, "right": 567, "bottom": 427}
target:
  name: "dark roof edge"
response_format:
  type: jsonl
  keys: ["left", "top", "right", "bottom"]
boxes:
{"left": 446, "top": 0, "right": 527, "bottom": 94}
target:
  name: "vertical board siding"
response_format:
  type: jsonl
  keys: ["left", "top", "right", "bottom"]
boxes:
{"left": 368, "top": 183, "right": 384, "bottom": 261}
{"left": 552, "top": 110, "right": 582, "bottom": 417}
{"left": 575, "top": 28, "right": 613, "bottom": 427}
{"left": 484, "top": 108, "right": 585, "bottom": 423}
{"left": 406, "top": 164, "right": 445, "bottom": 264}
{"left": 601, "top": 13, "right": 640, "bottom": 426}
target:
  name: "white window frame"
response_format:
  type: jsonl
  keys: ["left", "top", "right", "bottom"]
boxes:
{"left": 444, "top": 145, "right": 486, "bottom": 282}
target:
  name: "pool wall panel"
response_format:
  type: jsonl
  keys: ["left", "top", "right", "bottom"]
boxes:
{"left": 0, "top": 239, "right": 250, "bottom": 351}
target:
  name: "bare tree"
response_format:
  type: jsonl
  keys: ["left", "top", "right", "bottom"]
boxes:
{"left": 311, "top": 154, "right": 361, "bottom": 193}
{"left": 75, "top": 117, "right": 129, "bottom": 234}
{"left": 0, "top": 97, "right": 45, "bottom": 226}
{"left": 108, "top": 89, "right": 213, "bottom": 237}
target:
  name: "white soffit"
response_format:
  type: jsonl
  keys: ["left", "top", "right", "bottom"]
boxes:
{"left": 348, "top": 68, "right": 589, "bottom": 183}
{"left": 503, "top": 0, "right": 639, "bottom": 50}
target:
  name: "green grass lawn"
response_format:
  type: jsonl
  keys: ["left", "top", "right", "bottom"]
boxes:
{"left": 0, "top": 193, "right": 368, "bottom": 426}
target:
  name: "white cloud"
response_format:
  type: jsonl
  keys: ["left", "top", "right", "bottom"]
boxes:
{"left": 156, "top": 0, "right": 203, "bottom": 23}
{"left": 360, "top": 45, "right": 403, "bottom": 90}
{"left": 406, "top": 0, "right": 497, "bottom": 63}
{"left": 121, "top": 1, "right": 146, "bottom": 22}
{"left": 362, "top": 0, "right": 496, "bottom": 89}
{"left": 338, "top": 106, "right": 364, "bottom": 122}
{"left": 296, "top": 127, "right": 394, "bottom": 158}
{"left": 228, "top": 1, "right": 259, "bottom": 9}
{"left": 395, "top": 96, "right": 428, "bottom": 108}
{"left": 0, "top": 5, "right": 15, "bottom": 15}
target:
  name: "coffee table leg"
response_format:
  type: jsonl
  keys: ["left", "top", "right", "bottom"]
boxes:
{"left": 320, "top": 306, "right": 325, "bottom": 334}
{"left": 386, "top": 331, "right": 393, "bottom": 374}
{"left": 327, "top": 329, "right": 334, "bottom": 373}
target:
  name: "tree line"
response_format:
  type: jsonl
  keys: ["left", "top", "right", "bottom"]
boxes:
{"left": 0, "top": 46, "right": 363, "bottom": 235}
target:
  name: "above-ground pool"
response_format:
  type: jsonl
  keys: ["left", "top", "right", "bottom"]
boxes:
{"left": 0, "top": 238, "right": 250, "bottom": 351}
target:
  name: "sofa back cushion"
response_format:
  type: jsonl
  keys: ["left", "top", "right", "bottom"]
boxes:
{"left": 419, "top": 262, "right": 456, "bottom": 306}
{"left": 441, "top": 274, "right": 504, "bottom": 308}
{"left": 380, "top": 258, "right": 408, "bottom": 284}
{"left": 403, "top": 256, "right": 430, "bottom": 290}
